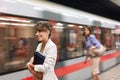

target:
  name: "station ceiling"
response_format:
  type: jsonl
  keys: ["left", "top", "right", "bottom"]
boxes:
{"left": 48, "top": 0, "right": 120, "bottom": 22}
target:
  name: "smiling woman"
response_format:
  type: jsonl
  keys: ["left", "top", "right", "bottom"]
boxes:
{"left": 27, "top": 21, "right": 58, "bottom": 80}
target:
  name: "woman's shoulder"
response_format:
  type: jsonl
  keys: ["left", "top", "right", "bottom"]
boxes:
{"left": 46, "top": 39, "right": 56, "bottom": 48}
{"left": 36, "top": 43, "right": 42, "bottom": 51}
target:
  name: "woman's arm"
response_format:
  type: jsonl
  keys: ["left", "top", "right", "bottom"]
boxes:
{"left": 89, "top": 35, "right": 101, "bottom": 48}
{"left": 27, "top": 57, "right": 43, "bottom": 79}
{"left": 34, "top": 46, "right": 57, "bottom": 73}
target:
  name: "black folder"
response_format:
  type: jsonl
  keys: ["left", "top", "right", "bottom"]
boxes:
{"left": 33, "top": 51, "right": 45, "bottom": 64}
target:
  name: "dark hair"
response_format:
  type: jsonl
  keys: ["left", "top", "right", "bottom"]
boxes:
{"left": 34, "top": 21, "right": 53, "bottom": 38}
{"left": 83, "top": 26, "right": 92, "bottom": 36}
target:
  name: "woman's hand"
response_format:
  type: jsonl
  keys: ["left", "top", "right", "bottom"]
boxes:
{"left": 89, "top": 46, "right": 96, "bottom": 51}
{"left": 27, "top": 63, "right": 43, "bottom": 79}
{"left": 34, "top": 72, "right": 43, "bottom": 79}
{"left": 88, "top": 46, "right": 96, "bottom": 56}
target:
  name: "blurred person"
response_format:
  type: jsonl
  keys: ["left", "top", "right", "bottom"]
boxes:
{"left": 27, "top": 21, "right": 58, "bottom": 80}
{"left": 18, "top": 38, "right": 27, "bottom": 49}
{"left": 15, "top": 38, "right": 29, "bottom": 58}
{"left": 83, "top": 26, "right": 101, "bottom": 80}
{"left": 8, "top": 38, "right": 29, "bottom": 60}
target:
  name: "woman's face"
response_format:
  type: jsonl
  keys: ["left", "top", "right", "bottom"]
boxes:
{"left": 35, "top": 29, "right": 50, "bottom": 42}
{"left": 84, "top": 27, "right": 90, "bottom": 36}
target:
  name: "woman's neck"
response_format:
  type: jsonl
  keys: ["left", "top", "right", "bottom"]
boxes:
{"left": 40, "top": 40, "right": 48, "bottom": 52}
{"left": 42, "top": 39, "right": 49, "bottom": 44}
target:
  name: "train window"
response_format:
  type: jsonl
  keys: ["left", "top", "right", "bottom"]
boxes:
{"left": 102, "top": 28, "right": 115, "bottom": 51}
{"left": 55, "top": 24, "right": 84, "bottom": 61}
{"left": 91, "top": 26, "right": 115, "bottom": 51}
{"left": 0, "top": 14, "right": 37, "bottom": 74}
{"left": 92, "top": 26, "right": 115, "bottom": 51}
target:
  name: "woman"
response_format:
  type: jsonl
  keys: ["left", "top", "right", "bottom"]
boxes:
{"left": 27, "top": 21, "right": 58, "bottom": 80}
{"left": 83, "top": 26, "right": 101, "bottom": 80}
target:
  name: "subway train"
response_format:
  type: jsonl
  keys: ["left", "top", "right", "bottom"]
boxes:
{"left": 0, "top": 0, "right": 120, "bottom": 80}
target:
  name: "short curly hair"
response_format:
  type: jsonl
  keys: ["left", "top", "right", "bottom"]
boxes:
{"left": 34, "top": 21, "right": 53, "bottom": 38}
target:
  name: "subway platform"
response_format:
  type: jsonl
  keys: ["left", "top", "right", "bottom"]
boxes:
{"left": 99, "top": 64, "right": 120, "bottom": 80}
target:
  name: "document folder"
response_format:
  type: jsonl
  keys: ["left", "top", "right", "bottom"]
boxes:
{"left": 33, "top": 51, "right": 45, "bottom": 64}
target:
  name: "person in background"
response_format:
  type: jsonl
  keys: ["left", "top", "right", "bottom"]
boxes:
{"left": 27, "top": 21, "right": 58, "bottom": 80}
{"left": 16, "top": 38, "right": 29, "bottom": 58}
{"left": 83, "top": 26, "right": 100, "bottom": 80}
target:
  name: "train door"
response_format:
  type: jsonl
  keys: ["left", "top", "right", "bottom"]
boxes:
{"left": 114, "top": 26, "right": 120, "bottom": 50}
{"left": 60, "top": 24, "right": 82, "bottom": 60}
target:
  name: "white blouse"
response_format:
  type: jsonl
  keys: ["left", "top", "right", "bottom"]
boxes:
{"left": 29, "top": 39, "right": 58, "bottom": 80}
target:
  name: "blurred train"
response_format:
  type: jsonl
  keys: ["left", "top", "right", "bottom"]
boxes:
{"left": 0, "top": 0, "right": 120, "bottom": 80}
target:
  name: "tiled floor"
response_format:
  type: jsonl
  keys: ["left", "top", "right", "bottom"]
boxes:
{"left": 99, "top": 64, "right": 120, "bottom": 80}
